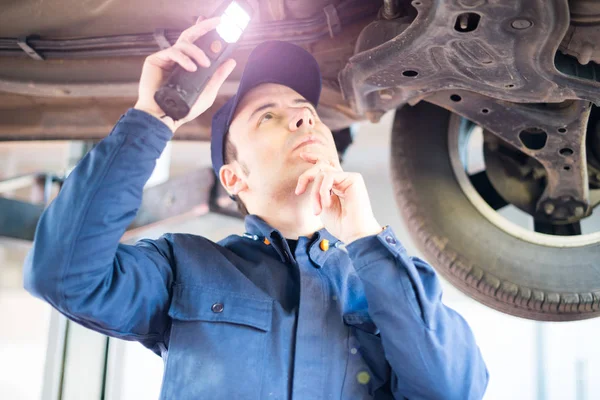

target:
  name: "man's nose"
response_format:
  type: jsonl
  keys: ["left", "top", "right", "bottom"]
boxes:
{"left": 288, "top": 108, "right": 315, "bottom": 132}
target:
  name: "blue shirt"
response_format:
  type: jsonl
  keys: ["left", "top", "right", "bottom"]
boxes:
{"left": 23, "top": 109, "right": 489, "bottom": 399}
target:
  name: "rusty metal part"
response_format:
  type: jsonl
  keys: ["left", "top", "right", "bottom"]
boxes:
{"left": 0, "top": 82, "right": 357, "bottom": 141}
{"left": 0, "top": 0, "right": 378, "bottom": 60}
{"left": 0, "top": 102, "right": 212, "bottom": 141}
{"left": 558, "top": 0, "right": 600, "bottom": 65}
{"left": 340, "top": 0, "right": 600, "bottom": 117}
{"left": 323, "top": 5, "right": 342, "bottom": 37}
{"left": 0, "top": 6, "right": 370, "bottom": 140}
{"left": 481, "top": 134, "right": 546, "bottom": 216}
{"left": 426, "top": 90, "right": 593, "bottom": 223}
{"left": 353, "top": 17, "right": 411, "bottom": 53}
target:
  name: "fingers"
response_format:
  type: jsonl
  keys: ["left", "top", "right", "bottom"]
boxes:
{"left": 295, "top": 161, "right": 337, "bottom": 195}
{"left": 320, "top": 173, "right": 335, "bottom": 209}
{"left": 178, "top": 16, "right": 221, "bottom": 44}
{"left": 144, "top": 16, "right": 218, "bottom": 73}
{"left": 177, "top": 42, "right": 211, "bottom": 68}
{"left": 150, "top": 42, "right": 211, "bottom": 73}
{"left": 311, "top": 172, "right": 325, "bottom": 215}
{"left": 295, "top": 164, "right": 321, "bottom": 195}
{"left": 168, "top": 47, "right": 198, "bottom": 72}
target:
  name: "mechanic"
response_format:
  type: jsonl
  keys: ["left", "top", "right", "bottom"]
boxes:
{"left": 24, "top": 17, "right": 489, "bottom": 400}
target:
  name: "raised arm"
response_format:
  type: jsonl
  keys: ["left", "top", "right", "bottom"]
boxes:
{"left": 23, "top": 17, "right": 236, "bottom": 351}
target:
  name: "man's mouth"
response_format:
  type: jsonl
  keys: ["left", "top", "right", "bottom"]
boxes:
{"left": 293, "top": 135, "right": 324, "bottom": 151}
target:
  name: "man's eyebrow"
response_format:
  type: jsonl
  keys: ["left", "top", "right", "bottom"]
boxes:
{"left": 293, "top": 98, "right": 316, "bottom": 111}
{"left": 248, "top": 102, "right": 277, "bottom": 121}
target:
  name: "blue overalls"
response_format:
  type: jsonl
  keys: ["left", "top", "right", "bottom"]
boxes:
{"left": 24, "top": 109, "right": 489, "bottom": 399}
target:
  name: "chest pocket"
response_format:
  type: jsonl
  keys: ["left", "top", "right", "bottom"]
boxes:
{"left": 161, "top": 284, "right": 273, "bottom": 400}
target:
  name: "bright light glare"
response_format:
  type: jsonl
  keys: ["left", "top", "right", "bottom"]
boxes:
{"left": 217, "top": 15, "right": 244, "bottom": 43}
{"left": 216, "top": 2, "right": 250, "bottom": 43}
{"left": 224, "top": 2, "right": 251, "bottom": 29}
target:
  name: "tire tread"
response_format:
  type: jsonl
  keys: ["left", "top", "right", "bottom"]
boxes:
{"left": 390, "top": 106, "right": 600, "bottom": 321}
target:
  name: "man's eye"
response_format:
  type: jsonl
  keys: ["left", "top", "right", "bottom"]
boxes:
{"left": 259, "top": 112, "right": 274, "bottom": 124}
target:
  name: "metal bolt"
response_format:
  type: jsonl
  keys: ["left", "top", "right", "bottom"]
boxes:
{"left": 379, "top": 89, "right": 394, "bottom": 100}
{"left": 574, "top": 206, "right": 584, "bottom": 218}
{"left": 459, "top": 14, "right": 469, "bottom": 30}
{"left": 511, "top": 19, "right": 533, "bottom": 29}
{"left": 578, "top": 43, "right": 593, "bottom": 65}
{"left": 544, "top": 203, "right": 555, "bottom": 215}
{"left": 382, "top": 0, "right": 401, "bottom": 19}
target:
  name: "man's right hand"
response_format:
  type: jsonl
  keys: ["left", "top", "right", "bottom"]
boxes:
{"left": 134, "top": 16, "right": 237, "bottom": 132}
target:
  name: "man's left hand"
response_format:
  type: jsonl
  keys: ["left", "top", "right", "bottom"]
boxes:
{"left": 295, "top": 152, "right": 382, "bottom": 244}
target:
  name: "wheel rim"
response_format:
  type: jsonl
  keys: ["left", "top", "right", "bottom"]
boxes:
{"left": 448, "top": 114, "right": 600, "bottom": 247}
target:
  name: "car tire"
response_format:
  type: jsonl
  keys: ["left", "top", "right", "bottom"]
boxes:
{"left": 390, "top": 101, "right": 600, "bottom": 321}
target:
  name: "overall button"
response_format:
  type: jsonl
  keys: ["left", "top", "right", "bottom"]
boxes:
{"left": 385, "top": 236, "right": 397, "bottom": 245}
{"left": 211, "top": 303, "right": 224, "bottom": 313}
{"left": 320, "top": 239, "right": 330, "bottom": 251}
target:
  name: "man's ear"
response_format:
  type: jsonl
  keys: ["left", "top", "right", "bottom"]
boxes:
{"left": 219, "top": 163, "right": 248, "bottom": 196}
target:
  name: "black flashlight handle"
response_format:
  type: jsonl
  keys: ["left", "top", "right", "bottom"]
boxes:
{"left": 154, "top": 29, "right": 237, "bottom": 120}
{"left": 154, "top": 0, "right": 252, "bottom": 121}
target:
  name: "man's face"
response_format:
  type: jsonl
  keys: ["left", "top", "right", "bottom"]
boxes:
{"left": 224, "top": 83, "right": 339, "bottom": 200}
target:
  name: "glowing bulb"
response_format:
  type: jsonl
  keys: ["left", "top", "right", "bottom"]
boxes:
{"left": 224, "top": 2, "right": 251, "bottom": 29}
{"left": 217, "top": 15, "right": 243, "bottom": 43}
{"left": 216, "top": 1, "right": 250, "bottom": 43}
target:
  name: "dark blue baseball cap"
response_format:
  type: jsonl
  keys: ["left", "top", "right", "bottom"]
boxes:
{"left": 210, "top": 40, "right": 322, "bottom": 178}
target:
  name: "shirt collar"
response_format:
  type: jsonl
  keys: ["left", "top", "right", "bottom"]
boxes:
{"left": 244, "top": 214, "right": 343, "bottom": 268}
{"left": 244, "top": 214, "right": 279, "bottom": 239}
{"left": 244, "top": 214, "right": 338, "bottom": 242}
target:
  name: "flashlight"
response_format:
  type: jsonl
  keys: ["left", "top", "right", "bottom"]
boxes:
{"left": 154, "top": 0, "right": 252, "bottom": 120}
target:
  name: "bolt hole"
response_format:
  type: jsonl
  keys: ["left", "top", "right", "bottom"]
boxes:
{"left": 558, "top": 127, "right": 567, "bottom": 133}
{"left": 402, "top": 70, "right": 419, "bottom": 77}
{"left": 563, "top": 165, "right": 571, "bottom": 171}
{"left": 450, "top": 94, "right": 462, "bottom": 102}
{"left": 559, "top": 148, "right": 573, "bottom": 156}
{"left": 454, "top": 13, "right": 480, "bottom": 33}
{"left": 413, "top": 1, "right": 421, "bottom": 5}
{"left": 519, "top": 127, "right": 547, "bottom": 150}
{"left": 481, "top": 108, "right": 490, "bottom": 114}
{"left": 505, "top": 84, "right": 515, "bottom": 88}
